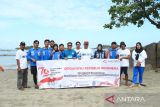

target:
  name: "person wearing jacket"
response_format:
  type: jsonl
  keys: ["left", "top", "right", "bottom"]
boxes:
{"left": 41, "top": 39, "right": 52, "bottom": 60}
{"left": 106, "top": 42, "right": 118, "bottom": 59}
{"left": 27, "top": 40, "right": 41, "bottom": 89}
{"left": 94, "top": 44, "right": 106, "bottom": 59}
{"left": 52, "top": 44, "right": 61, "bottom": 60}
{"left": 130, "top": 42, "right": 147, "bottom": 87}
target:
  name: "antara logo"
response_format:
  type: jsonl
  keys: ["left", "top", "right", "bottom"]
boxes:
{"left": 105, "top": 95, "right": 115, "bottom": 104}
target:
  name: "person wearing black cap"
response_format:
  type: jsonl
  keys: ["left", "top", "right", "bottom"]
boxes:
{"left": 116, "top": 42, "right": 131, "bottom": 86}
{"left": 16, "top": 42, "right": 30, "bottom": 90}
{"left": 94, "top": 44, "right": 106, "bottom": 59}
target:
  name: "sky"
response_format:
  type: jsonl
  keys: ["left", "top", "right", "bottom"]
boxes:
{"left": 0, "top": 0, "right": 160, "bottom": 49}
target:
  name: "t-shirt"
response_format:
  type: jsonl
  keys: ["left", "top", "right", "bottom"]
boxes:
{"left": 16, "top": 49, "right": 28, "bottom": 69}
{"left": 109, "top": 48, "right": 118, "bottom": 59}
{"left": 75, "top": 49, "right": 81, "bottom": 58}
{"left": 117, "top": 48, "right": 130, "bottom": 67}
{"left": 52, "top": 51, "right": 61, "bottom": 60}
{"left": 62, "top": 49, "right": 77, "bottom": 59}
{"left": 79, "top": 48, "right": 93, "bottom": 60}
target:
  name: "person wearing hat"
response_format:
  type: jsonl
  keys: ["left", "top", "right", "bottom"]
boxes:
{"left": 27, "top": 40, "right": 41, "bottom": 89}
{"left": 94, "top": 44, "right": 106, "bottom": 59}
{"left": 16, "top": 42, "right": 30, "bottom": 90}
{"left": 116, "top": 42, "right": 130, "bottom": 86}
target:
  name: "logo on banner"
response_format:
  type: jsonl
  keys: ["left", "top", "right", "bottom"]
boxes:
{"left": 38, "top": 67, "right": 49, "bottom": 77}
{"left": 105, "top": 95, "right": 115, "bottom": 104}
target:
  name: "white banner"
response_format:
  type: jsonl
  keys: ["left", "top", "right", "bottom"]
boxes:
{"left": 37, "top": 59, "right": 120, "bottom": 89}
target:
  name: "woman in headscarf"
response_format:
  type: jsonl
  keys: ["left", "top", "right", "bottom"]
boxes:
{"left": 130, "top": 42, "right": 147, "bottom": 87}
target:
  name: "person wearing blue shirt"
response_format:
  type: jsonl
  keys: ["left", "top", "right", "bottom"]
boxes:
{"left": 41, "top": 39, "right": 52, "bottom": 60}
{"left": 27, "top": 40, "right": 41, "bottom": 89}
{"left": 52, "top": 44, "right": 61, "bottom": 60}
{"left": 107, "top": 42, "right": 118, "bottom": 59}
{"left": 49, "top": 40, "right": 55, "bottom": 50}
{"left": 59, "top": 44, "right": 65, "bottom": 59}
{"left": 61, "top": 42, "right": 77, "bottom": 59}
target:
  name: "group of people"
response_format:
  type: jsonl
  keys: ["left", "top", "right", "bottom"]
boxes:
{"left": 15, "top": 39, "right": 147, "bottom": 90}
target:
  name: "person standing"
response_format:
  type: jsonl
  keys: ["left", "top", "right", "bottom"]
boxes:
{"left": 59, "top": 44, "right": 65, "bottom": 52}
{"left": 107, "top": 42, "right": 118, "bottom": 59}
{"left": 79, "top": 41, "right": 93, "bottom": 60}
{"left": 16, "top": 42, "right": 30, "bottom": 90}
{"left": 59, "top": 44, "right": 65, "bottom": 59}
{"left": 130, "top": 42, "right": 147, "bottom": 87}
{"left": 117, "top": 42, "right": 130, "bottom": 86}
{"left": 27, "top": 40, "right": 41, "bottom": 89}
{"left": 50, "top": 40, "right": 55, "bottom": 50}
{"left": 94, "top": 44, "right": 106, "bottom": 59}
{"left": 61, "top": 42, "right": 77, "bottom": 59}
{"left": 75, "top": 41, "right": 81, "bottom": 59}
{"left": 52, "top": 44, "right": 61, "bottom": 60}
{"left": 41, "top": 39, "right": 52, "bottom": 60}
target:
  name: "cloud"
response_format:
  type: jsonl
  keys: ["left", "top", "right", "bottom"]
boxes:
{"left": 0, "top": 0, "right": 111, "bottom": 30}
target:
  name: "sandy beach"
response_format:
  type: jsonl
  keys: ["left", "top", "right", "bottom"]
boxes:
{"left": 0, "top": 69, "right": 160, "bottom": 107}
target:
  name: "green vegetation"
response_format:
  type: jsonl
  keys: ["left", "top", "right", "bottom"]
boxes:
{"left": 104, "top": 0, "right": 160, "bottom": 29}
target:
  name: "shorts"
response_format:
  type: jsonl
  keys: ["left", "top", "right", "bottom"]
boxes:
{"left": 120, "top": 67, "right": 128, "bottom": 75}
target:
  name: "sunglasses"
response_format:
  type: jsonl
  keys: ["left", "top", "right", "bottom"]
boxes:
{"left": 68, "top": 45, "right": 72, "bottom": 46}
{"left": 34, "top": 42, "right": 39, "bottom": 44}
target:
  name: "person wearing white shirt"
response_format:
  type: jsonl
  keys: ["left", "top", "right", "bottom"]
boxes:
{"left": 75, "top": 41, "right": 81, "bottom": 58}
{"left": 117, "top": 42, "right": 130, "bottom": 86}
{"left": 16, "top": 42, "right": 30, "bottom": 90}
{"left": 130, "top": 42, "right": 147, "bottom": 87}
{"left": 79, "top": 41, "right": 93, "bottom": 60}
